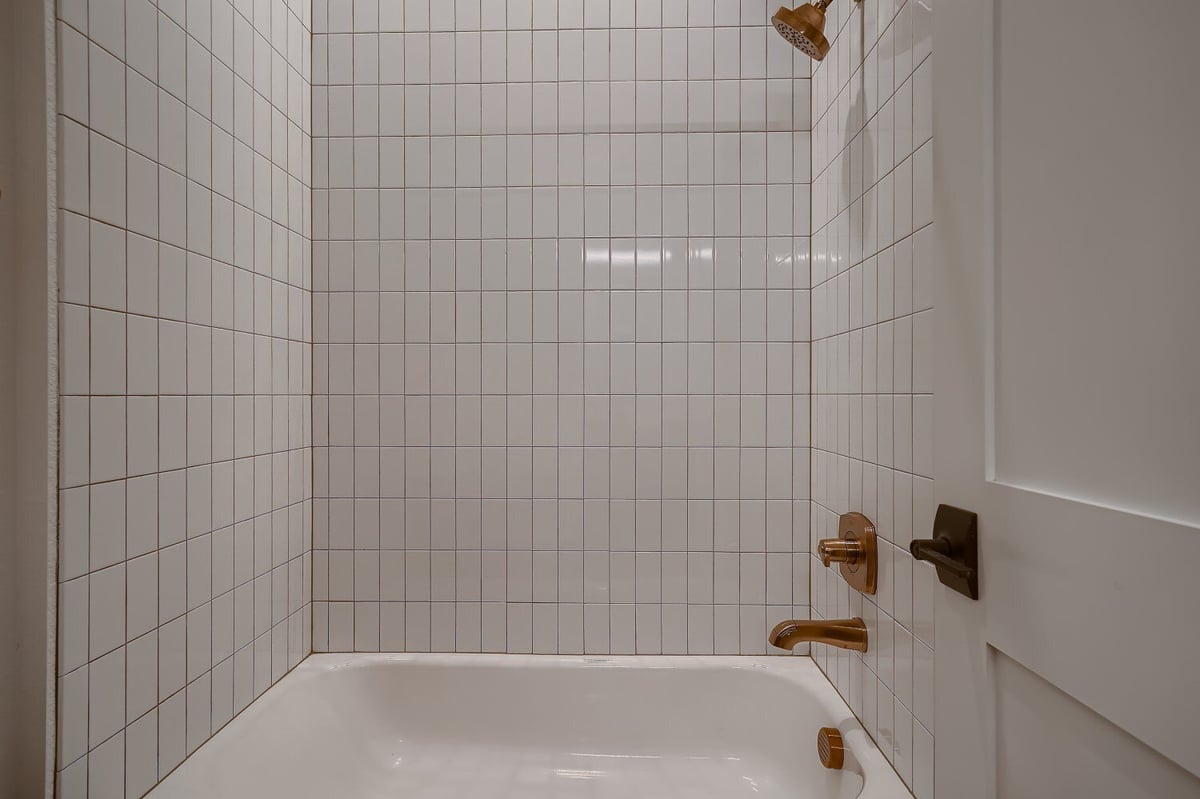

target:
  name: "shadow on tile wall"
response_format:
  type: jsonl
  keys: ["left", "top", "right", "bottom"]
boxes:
{"left": 809, "top": 0, "right": 933, "bottom": 795}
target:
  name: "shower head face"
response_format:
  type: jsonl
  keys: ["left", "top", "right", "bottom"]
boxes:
{"left": 772, "top": 4, "right": 832, "bottom": 61}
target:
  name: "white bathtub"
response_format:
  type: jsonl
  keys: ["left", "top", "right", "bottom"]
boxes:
{"left": 147, "top": 654, "right": 911, "bottom": 799}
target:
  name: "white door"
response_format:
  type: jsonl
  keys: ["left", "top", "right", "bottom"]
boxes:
{"left": 933, "top": 1, "right": 1200, "bottom": 797}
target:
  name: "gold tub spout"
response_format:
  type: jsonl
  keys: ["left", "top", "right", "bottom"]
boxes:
{"left": 769, "top": 618, "right": 868, "bottom": 652}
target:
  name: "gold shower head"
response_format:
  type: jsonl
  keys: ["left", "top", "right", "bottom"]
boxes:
{"left": 772, "top": 1, "right": 833, "bottom": 61}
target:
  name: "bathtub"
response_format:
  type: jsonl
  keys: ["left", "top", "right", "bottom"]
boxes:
{"left": 147, "top": 653, "right": 911, "bottom": 799}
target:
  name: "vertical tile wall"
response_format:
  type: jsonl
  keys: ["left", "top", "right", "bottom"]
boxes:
{"left": 54, "top": 0, "right": 313, "bottom": 793}
{"left": 311, "top": 0, "right": 813, "bottom": 655}
{"left": 809, "top": 0, "right": 932, "bottom": 796}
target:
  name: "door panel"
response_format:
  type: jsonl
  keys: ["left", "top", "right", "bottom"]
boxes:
{"left": 986, "top": 491, "right": 1200, "bottom": 776}
{"left": 934, "top": 0, "right": 1200, "bottom": 796}
{"left": 994, "top": 650, "right": 1200, "bottom": 799}
{"left": 992, "top": 0, "right": 1200, "bottom": 524}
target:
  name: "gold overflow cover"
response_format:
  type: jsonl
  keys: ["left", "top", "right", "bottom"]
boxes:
{"left": 817, "top": 727, "right": 845, "bottom": 769}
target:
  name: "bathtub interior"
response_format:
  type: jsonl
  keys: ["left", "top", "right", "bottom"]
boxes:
{"left": 149, "top": 655, "right": 874, "bottom": 799}
{"left": 325, "top": 657, "right": 865, "bottom": 792}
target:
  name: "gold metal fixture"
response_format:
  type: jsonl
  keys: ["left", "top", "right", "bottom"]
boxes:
{"left": 772, "top": 0, "right": 862, "bottom": 61}
{"left": 772, "top": 3, "right": 831, "bottom": 61}
{"left": 817, "top": 512, "right": 877, "bottom": 595}
{"left": 816, "top": 727, "right": 845, "bottom": 770}
{"left": 772, "top": 0, "right": 859, "bottom": 60}
{"left": 817, "top": 539, "right": 860, "bottom": 566}
{"left": 769, "top": 618, "right": 868, "bottom": 652}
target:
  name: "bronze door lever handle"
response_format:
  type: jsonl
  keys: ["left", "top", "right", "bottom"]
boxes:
{"left": 911, "top": 505, "right": 980, "bottom": 600}
{"left": 910, "top": 537, "right": 975, "bottom": 580}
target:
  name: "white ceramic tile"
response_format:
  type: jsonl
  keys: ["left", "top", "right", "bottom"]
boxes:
{"left": 125, "top": 631, "right": 158, "bottom": 721}
{"left": 124, "top": 709, "right": 157, "bottom": 797}
{"left": 88, "top": 646, "right": 126, "bottom": 748}
{"left": 59, "top": 25, "right": 90, "bottom": 124}
{"left": 59, "top": 578, "right": 89, "bottom": 674}
{"left": 88, "top": 45, "right": 126, "bottom": 144}
{"left": 88, "top": 563, "right": 125, "bottom": 660}
{"left": 807, "top": 0, "right": 934, "bottom": 783}
{"left": 87, "top": 728, "right": 124, "bottom": 798}
{"left": 56, "top": 0, "right": 313, "bottom": 792}
{"left": 58, "top": 666, "right": 89, "bottom": 768}
{"left": 88, "top": 480, "right": 125, "bottom": 570}
{"left": 157, "top": 689, "right": 186, "bottom": 775}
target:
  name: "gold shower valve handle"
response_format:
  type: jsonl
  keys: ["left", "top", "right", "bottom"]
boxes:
{"left": 820, "top": 512, "right": 877, "bottom": 595}
{"left": 817, "top": 538, "right": 863, "bottom": 567}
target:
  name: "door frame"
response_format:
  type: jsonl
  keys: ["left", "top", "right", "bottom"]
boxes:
{"left": 1, "top": 0, "right": 57, "bottom": 794}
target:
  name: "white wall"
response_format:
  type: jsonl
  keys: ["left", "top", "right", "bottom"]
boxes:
{"left": 1, "top": 15, "right": 23, "bottom": 789}
{"left": 310, "top": 0, "right": 814, "bottom": 655}
{"left": 1, "top": 0, "right": 55, "bottom": 795}
{"left": 809, "top": 0, "right": 933, "bottom": 795}
{"left": 53, "top": 0, "right": 313, "bottom": 794}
